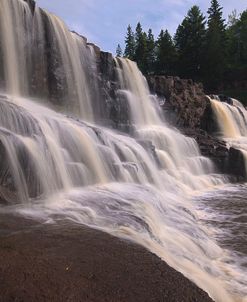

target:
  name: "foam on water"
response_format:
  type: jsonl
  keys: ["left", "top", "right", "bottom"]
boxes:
{"left": 0, "top": 1, "right": 246, "bottom": 301}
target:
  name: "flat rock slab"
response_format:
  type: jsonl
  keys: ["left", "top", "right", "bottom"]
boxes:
{"left": 0, "top": 214, "right": 214, "bottom": 302}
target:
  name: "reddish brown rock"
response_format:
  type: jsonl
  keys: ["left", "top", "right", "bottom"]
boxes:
{"left": 0, "top": 214, "right": 214, "bottom": 302}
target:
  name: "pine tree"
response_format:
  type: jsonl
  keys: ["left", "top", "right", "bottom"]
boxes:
{"left": 228, "top": 9, "right": 238, "bottom": 27}
{"left": 204, "top": 0, "right": 227, "bottom": 90}
{"left": 226, "top": 11, "right": 240, "bottom": 69}
{"left": 116, "top": 44, "right": 122, "bottom": 57}
{"left": 174, "top": 5, "right": 206, "bottom": 80}
{"left": 146, "top": 29, "right": 155, "bottom": 73}
{"left": 238, "top": 10, "right": 247, "bottom": 67}
{"left": 156, "top": 29, "right": 176, "bottom": 75}
{"left": 227, "top": 10, "right": 247, "bottom": 68}
{"left": 134, "top": 22, "right": 148, "bottom": 73}
{"left": 124, "top": 25, "right": 135, "bottom": 60}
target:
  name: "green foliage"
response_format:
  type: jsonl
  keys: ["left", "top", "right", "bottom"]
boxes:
{"left": 119, "top": 1, "right": 247, "bottom": 97}
{"left": 203, "top": 0, "right": 227, "bottom": 89}
{"left": 124, "top": 25, "right": 135, "bottom": 60}
{"left": 156, "top": 29, "right": 176, "bottom": 75}
{"left": 134, "top": 22, "right": 148, "bottom": 73}
{"left": 116, "top": 44, "right": 122, "bottom": 57}
{"left": 231, "top": 10, "right": 247, "bottom": 67}
{"left": 228, "top": 9, "right": 238, "bottom": 27}
{"left": 221, "top": 89, "right": 247, "bottom": 106}
{"left": 239, "top": 10, "right": 247, "bottom": 66}
{"left": 146, "top": 29, "right": 156, "bottom": 73}
{"left": 174, "top": 5, "right": 206, "bottom": 80}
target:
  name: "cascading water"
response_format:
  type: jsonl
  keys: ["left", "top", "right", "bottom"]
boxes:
{"left": 0, "top": 0, "right": 32, "bottom": 95}
{"left": 209, "top": 96, "right": 247, "bottom": 172}
{"left": 0, "top": 0, "right": 95, "bottom": 120}
{"left": 115, "top": 58, "right": 223, "bottom": 191}
{"left": 0, "top": 1, "right": 246, "bottom": 302}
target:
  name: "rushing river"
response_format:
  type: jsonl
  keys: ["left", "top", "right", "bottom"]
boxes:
{"left": 195, "top": 184, "right": 247, "bottom": 300}
{"left": 0, "top": 1, "right": 247, "bottom": 302}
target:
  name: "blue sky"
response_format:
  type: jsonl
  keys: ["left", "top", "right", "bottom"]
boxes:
{"left": 36, "top": 0, "right": 247, "bottom": 54}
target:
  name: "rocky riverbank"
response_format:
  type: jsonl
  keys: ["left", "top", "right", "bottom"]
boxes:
{"left": 0, "top": 214, "right": 214, "bottom": 302}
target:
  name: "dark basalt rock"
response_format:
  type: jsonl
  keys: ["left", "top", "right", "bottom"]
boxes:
{"left": 200, "top": 100, "right": 219, "bottom": 135}
{"left": 23, "top": 0, "right": 36, "bottom": 13}
{"left": 228, "top": 147, "right": 246, "bottom": 179}
{"left": 147, "top": 75, "right": 246, "bottom": 180}
{"left": 95, "top": 51, "right": 131, "bottom": 131}
{"left": 0, "top": 134, "right": 43, "bottom": 204}
{"left": 147, "top": 75, "right": 209, "bottom": 129}
{"left": 218, "top": 94, "right": 233, "bottom": 105}
{"left": 182, "top": 128, "right": 228, "bottom": 172}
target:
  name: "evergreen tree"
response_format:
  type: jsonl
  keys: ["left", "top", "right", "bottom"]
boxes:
{"left": 146, "top": 29, "right": 156, "bottom": 73}
{"left": 204, "top": 0, "right": 227, "bottom": 90}
{"left": 226, "top": 11, "right": 240, "bottom": 69}
{"left": 238, "top": 10, "right": 247, "bottom": 67}
{"left": 116, "top": 44, "right": 122, "bottom": 57}
{"left": 134, "top": 22, "right": 148, "bottom": 73}
{"left": 174, "top": 5, "right": 206, "bottom": 80}
{"left": 228, "top": 9, "right": 238, "bottom": 27}
{"left": 156, "top": 29, "right": 176, "bottom": 75}
{"left": 124, "top": 25, "right": 135, "bottom": 60}
{"left": 227, "top": 10, "right": 247, "bottom": 69}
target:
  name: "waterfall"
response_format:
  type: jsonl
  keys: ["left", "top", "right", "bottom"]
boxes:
{"left": 0, "top": 1, "right": 246, "bottom": 302}
{"left": 115, "top": 58, "right": 221, "bottom": 190}
{"left": 209, "top": 97, "right": 247, "bottom": 172}
{"left": 0, "top": 0, "right": 32, "bottom": 95}
{"left": 0, "top": 0, "right": 95, "bottom": 120}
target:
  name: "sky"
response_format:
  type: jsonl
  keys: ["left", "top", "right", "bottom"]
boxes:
{"left": 36, "top": 0, "right": 247, "bottom": 54}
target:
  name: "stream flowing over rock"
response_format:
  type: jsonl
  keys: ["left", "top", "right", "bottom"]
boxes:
{"left": 0, "top": 1, "right": 247, "bottom": 302}
{"left": 147, "top": 75, "right": 247, "bottom": 180}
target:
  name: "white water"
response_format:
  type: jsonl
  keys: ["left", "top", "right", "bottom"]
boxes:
{"left": 210, "top": 97, "right": 247, "bottom": 172}
{"left": 0, "top": 1, "right": 246, "bottom": 301}
{"left": 0, "top": 0, "right": 32, "bottom": 95}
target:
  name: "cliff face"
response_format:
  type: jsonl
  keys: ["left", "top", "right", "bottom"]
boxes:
{"left": 147, "top": 76, "right": 208, "bottom": 129}
{"left": 147, "top": 75, "right": 246, "bottom": 180}
{"left": 0, "top": 0, "right": 130, "bottom": 128}
{"left": 91, "top": 48, "right": 131, "bottom": 131}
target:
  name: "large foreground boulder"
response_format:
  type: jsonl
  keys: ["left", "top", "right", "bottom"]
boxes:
{"left": 0, "top": 215, "right": 215, "bottom": 302}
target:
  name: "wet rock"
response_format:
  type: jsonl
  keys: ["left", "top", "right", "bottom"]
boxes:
{"left": 95, "top": 51, "right": 131, "bottom": 130}
{"left": 182, "top": 128, "right": 229, "bottom": 172}
{"left": 137, "top": 140, "right": 161, "bottom": 167}
{"left": 147, "top": 75, "right": 208, "bottom": 129}
{"left": 218, "top": 94, "right": 233, "bottom": 105}
{"left": 30, "top": 8, "right": 68, "bottom": 104}
{"left": 200, "top": 100, "right": 219, "bottom": 135}
{"left": 0, "top": 215, "right": 215, "bottom": 302}
{"left": 147, "top": 75, "right": 246, "bottom": 180}
{"left": 24, "top": 0, "right": 36, "bottom": 13}
{"left": 228, "top": 147, "right": 246, "bottom": 180}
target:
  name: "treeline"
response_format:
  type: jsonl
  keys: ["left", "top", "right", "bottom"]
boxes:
{"left": 116, "top": 0, "right": 247, "bottom": 92}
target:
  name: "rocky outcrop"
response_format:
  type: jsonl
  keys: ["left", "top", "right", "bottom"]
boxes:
{"left": 0, "top": 215, "right": 215, "bottom": 302}
{"left": 88, "top": 45, "right": 131, "bottom": 131}
{"left": 147, "top": 75, "right": 209, "bottom": 129}
{"left": 182, "top": 129, "right": 228, "bottom": 170}
{"left": 228, "top": 147, "right": 246, "bottom": 179}
{"left": 147, "top": 75, "right": 245, "bottom": 180}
